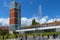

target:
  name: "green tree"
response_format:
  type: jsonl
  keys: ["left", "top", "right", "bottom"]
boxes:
{"left": 0, "top": 29, "right": 9, "bottom": 40}
{"left": 13, "top": 31, "right": 19, "bottom": 38}
{"left": 32, "top": 19, "right": 40, "bottom": 40}
{"left": 0, "top": 28, "right": 2, "bottom": 36}
{"left": 32, "top": 19, "right": 39, "bottom": 25}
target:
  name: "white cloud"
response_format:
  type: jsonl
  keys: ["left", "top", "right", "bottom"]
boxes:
{"left": 47, "top": 18, "right": 60, "bottom": 23}
{"left": 21, "top": 16, "right": 48, "bottom": 26}
{"left": 0, "top": 18, "right": 9, "bottom": 26}
{"left": 21, "top": 17, "right": 32, "bottom": 27}
{"left": 0, "top": 16, "right": 60, "bottom": 27}
{"left": 47, "top": 19, "right": 55, "bottom": 23}
{"left": 35, "top": 16, "right": 48, "bottom": 24}
{"left": 56, "top": 18, "right": 60, "bottom": 21}
{"left": 40, "top": 16, "right": 48, "bottom": 24}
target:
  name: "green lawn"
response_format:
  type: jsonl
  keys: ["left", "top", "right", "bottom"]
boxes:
{"left": 0, "top": 34, "right": 15, "bottom": 40}
{"left": 0, "top": 32, "right": 60, "bottom": 40}
{"left": 21, "top": 32, "right": 60, "bottom": 36}
{"left": 0, "top": 36, "right": 6, "bottom": 40}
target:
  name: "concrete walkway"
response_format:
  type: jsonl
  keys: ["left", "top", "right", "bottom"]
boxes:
{"left": 6, "top": 38, "right": 60, "bottom": 40}
{"left": 6, "top": 36, "right": 60, "bottom": 40}
{"left": 6, "top": 38, "right": 20, "bottom": 40}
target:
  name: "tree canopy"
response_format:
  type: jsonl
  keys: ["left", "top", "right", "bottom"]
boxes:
{"left": 0, "top": 28, "right": 9, "bottom": 40}
{"left": 32, "top": 19, "right": 39, "bottom": 25}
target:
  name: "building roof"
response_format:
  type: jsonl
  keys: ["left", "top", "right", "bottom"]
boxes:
{"left": 21, "top": 21, "right": 60, "bottom": 29}
{"left": 0, "top": 26, "right": 9, "bottom": 30}
{"left": 21, "top": 24, "right": 41, "bottom": 29}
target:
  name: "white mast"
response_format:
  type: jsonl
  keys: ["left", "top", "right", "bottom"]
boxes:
{"left": 39, "top": 5, "right": 42, "bottom": 20}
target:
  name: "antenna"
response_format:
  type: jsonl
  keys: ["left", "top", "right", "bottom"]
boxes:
{"left": 39, "top": 5, "right": 42, "bottom": 20}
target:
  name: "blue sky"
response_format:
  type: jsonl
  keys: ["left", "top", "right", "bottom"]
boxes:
{"left": 0, "top": 0, "right": 60, "bottom": 18}
{"left": 0, "top": 0, "right": 60, "bottom": 26}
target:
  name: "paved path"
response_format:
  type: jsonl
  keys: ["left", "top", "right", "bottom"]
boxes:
{"left": 6, "top": 38, "right": 60, "bottom": 40}
{"left": 6, "top": 36, "right": 60, "bottom": 40}
{"left": 6, "top": 38, "right": 20, "bottom": 40}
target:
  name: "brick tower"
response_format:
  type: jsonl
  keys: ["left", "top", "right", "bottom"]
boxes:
{"left": 9, "top": 0, "right": 21, "bottom": 30}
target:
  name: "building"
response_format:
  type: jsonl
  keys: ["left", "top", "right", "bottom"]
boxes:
{"left": 0, "top": 26, "right": 9, "bottom": 31}
{"left": 9, "top": 0, "right": 21, "bottom": 31}
{"left": 21, "top": 21, "right": 60, "bottom": 29}
{"left": 20, "top": 20, "right": 60, "bottom": 34}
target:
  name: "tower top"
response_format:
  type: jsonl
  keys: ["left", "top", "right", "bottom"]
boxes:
{"left": 10, "top": 0, "right": 18, "bottom": 4}
{"left": 10, "top": 0, "right": 20, "bottom": 10}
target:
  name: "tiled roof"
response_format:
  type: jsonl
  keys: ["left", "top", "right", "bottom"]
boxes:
{"left": 21, "top": 21, "right": 60, "bottom": 29}
{"left": 0, "top": 26, "right": 9, "bottom": 30}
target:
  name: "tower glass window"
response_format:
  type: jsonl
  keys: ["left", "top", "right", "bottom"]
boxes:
{"left": 9, "top": 0, "right": 21, "bottom": 30}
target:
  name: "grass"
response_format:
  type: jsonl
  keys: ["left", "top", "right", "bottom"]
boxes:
{"left": 0, "top": 34, "right": 15, "bottom": 40}
{"left": 21, "top": 32, "right": 60, "bottom": 36}
{"left": 0, "top": 36, "right": 6, "bottom": 40}
{"left": 0, "top": 37, "right": 3, "bottom": 40}
{"left": 0, "top": 32, "right": 60, "bottom": 40}
{"left": 8, "top": 34, "right": 15, "bottom": 39}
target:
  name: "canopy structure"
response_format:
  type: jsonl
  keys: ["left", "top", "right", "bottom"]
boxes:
{"left": 16, "top": 25, "right": 60, "bottom": 32}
